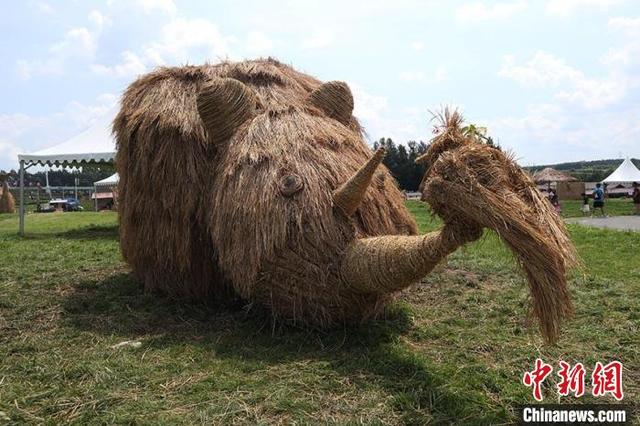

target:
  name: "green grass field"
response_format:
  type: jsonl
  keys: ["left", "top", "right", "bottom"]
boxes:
{"left": 0, "top": 207, "right": 638, "bottom": 424}
{"left": 560, "top": 198, "right": 637, "bottom": 218}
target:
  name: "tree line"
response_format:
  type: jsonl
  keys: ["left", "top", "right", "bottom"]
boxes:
{"left": 373, "top": 138, "right": 429, "bottom": 191}
{"left": 2, "top": 131, "right": 503, "bottom": 192}
{"left": 0, "top": 164, "right": 115, "bottom": 188}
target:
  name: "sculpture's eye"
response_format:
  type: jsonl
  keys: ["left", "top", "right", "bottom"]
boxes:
{"left": 279, "top": 174, "right": 304, "bottom": 197}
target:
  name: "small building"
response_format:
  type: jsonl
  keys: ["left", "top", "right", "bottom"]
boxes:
{"left": 91, "top": 192, "right": 116, "bottom": 210}
{"left": 533, "top": 167, "right": 583, "bottom": 200}
{"left": 92, "top": 173, "right": 119, "bottom": 211}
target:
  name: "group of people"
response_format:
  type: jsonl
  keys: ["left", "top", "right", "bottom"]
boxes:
{"left": 581, "top": 183, "right": 606, "bottom": 217}
{"left": 579, "top": 182, "right": 640, "bottom": 217}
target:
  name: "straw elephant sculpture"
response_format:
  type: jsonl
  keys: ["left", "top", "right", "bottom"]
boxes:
{"left": 115, "top": 59, "right": 575, "bottom": 342}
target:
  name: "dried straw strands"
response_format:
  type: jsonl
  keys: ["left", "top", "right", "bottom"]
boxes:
{"left": 0, "top": 180, "right": 16, "bottom": 214}
{"left": 115, "top": 60, "right": 574, "bottom": 342}
{"left": 418, "top": 109, "right": 577, "bottom": 343}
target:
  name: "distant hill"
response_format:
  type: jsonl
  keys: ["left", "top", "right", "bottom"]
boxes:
{"left": 526, "top": 158, "right": 640, "bottom": 182}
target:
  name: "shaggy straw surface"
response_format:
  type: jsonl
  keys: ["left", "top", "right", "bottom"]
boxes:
{"left": 0, "top": 180, "right": 16, "bottom": 214}
{"left": 115, "top": 59, "right": 416, "bottom": 325}
{"left": 418, "top": 109, "right": 577, "bottom": 343}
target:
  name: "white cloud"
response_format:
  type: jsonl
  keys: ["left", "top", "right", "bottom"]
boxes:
{"left": 546, "top": 0, "right": 623, "bottom": 16}
{"left": 494, "top": 15, "right": 640, "bottom": 163}
{"left": 351, "top": 84, "right": 388, "bottom": 123}
{"left": 399, "top": 65, "right": 448, "bottom": 83}
{"left": 399, "top": 71, "right": 426, "bottom": 82}
{"left": 350, "top": 84, "right": 434, "bottom": 143}
{"left": 0, "top": 94, "right": 117, "bottom": 170}
{"left": 0, "top": 140, "right": 22, "bottom": 171}
{"left": 138, "top": 0, "right": 177, "bottom": 15}
{"left": 499, "top": 51, "right": 628, "bottom": 109}
{"left": 602, "top": 16, "right": 640, "bottom": 81}
{"left": 108, "top": 0, "right": 177, "bottom": 15}
{"left": 489, "top": 103, "right": 640, "bottom": 164}
{"left": 245, "top": 31, "right": 274, "bottom": 54}
{"left": 301, "top": 31, "right": 335, "bottom": 49}
{"left": 16, "top": 60, "right": 33, "bottom": 80}
{"left": 88, "top": 10, "right": 112, "bottom": 31}
{"left": 93, "top": 17, "right": 235, "bottom": 76}
{"left": 608, "top": 16, "right": 640, "bottom": 34}
{"left": 456, "top": 1, "right": 527, "bottom": 22}
{"left": 499, "top": 52, "right": 579, "bottom": 86}
{"left": 50, "top": 27, "right": 97, "bottom": 58}
{"left": 411, "top": 41, "right": 424, "bottom": 51}
{"left": 143, "top": 18, "right": 232, "bottom": 65}
{"left": 92, "top": 51, "right": 147, "bottom": 78}
{"left": 17, "top": 8, "right": 110, "bottom": 80}
{"left": 35, "top": 2, "right": 54, "bottom": 14}
{"left": 62, "top": 94, "right": 118, "bottom": 127}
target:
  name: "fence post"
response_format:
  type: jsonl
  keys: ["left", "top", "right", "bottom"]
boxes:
{"left": 18, "top": 160, "right": 25, "bottom": 236}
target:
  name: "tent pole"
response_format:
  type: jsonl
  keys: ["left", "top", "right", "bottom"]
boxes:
{"left": 18, "top": 160, "right": 25, "bottom": 236}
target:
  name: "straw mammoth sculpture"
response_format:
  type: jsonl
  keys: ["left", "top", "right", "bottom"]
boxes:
{"left": 115, "top": 59, "right": 575, "bottom": 343}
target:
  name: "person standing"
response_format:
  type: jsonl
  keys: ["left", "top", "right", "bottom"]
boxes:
{"left": 550, "top": 190, "right": 561, "bottom": 214}
{"left": 632, "top": 182, "right": 640, "bottom": 215}
{"left": 592, "top": 182, "right": 606, "bottom": 217}
{"left": 581, "top": 192, "right": 590, "bottom": 216}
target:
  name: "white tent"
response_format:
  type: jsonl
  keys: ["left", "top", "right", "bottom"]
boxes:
{"left": 92, "top": 173, "right": 119, "bottom": 211}
{"left": 94, "top": 173, "right": 119, "bottom": 187}
{"left": 602, "top": 158, "right": 640, "bottom": 184}
{"left": 18, "top": 108, "right": 116, "bottom": 167}
{"left": 16, "top": 108, "right": 117, "bottom": 235}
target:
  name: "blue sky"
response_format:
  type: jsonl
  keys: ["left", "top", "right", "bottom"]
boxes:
{"left": 1, "top": 0, "right": 639, "bottom": 170}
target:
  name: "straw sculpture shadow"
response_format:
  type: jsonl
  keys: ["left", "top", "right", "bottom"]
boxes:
{"left": 62, "top": 272, "right": 489, "bottom": 422}
{"left": 11, "top": 224, "right": 119, "bottom": 241}
{"left": 56, "top": 224, "right": 119, "bottom": 241}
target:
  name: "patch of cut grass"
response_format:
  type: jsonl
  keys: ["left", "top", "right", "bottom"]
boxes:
{"left": 560, "top": 198, "right": 636, "bottom": 218}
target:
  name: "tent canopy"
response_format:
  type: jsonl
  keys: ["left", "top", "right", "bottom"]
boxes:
{"left": 533, "top": 167, "right": 577, "bottom": 184}
{"left": 94, "top": 173, "right": 119, "bottom": 187}
{"left": 17, "top": 108, "right": 117, "bottom": 235}
{"left": 603, "top": 158, "right": 640, "bottom": 184}
{"left": 18, "top": 107, "right": 117, "bottom": 167}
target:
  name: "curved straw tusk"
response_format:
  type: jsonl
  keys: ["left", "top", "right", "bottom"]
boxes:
{"left": 340, "top": 224, "right": 482, "bottom": 294}
{"left": 333, "top": 148, "right": 385, "bottom": 216}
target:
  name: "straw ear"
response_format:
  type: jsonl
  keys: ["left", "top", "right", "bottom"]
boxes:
{"left": 308, "top": 81, "right": 354, "bottom": 124}
{"left": 197, "top": 78, "right": 259, "bottom": 145}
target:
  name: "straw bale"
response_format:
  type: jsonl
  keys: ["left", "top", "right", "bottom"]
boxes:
{"left": 0, "top": 180, "right": 15, "bottom": 214}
